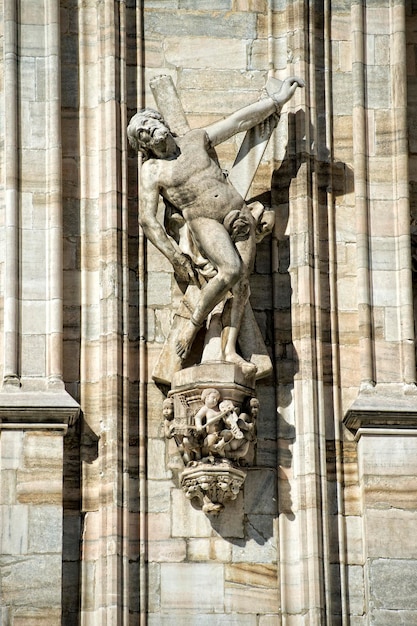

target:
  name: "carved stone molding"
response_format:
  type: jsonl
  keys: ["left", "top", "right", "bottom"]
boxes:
{"left": 343, "top": 385, "right": 417, "bottom": 436}
{"left": 0, "top": 391, "right": 80, "bottom": 427}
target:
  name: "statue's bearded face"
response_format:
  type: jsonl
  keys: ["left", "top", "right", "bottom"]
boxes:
{"left": 138, "top": 118, "right": 177, "bottom": 158}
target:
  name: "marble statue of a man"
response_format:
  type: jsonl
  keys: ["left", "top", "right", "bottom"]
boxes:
{"left": 127, "top": 76, "right": 303, "bottom": 373}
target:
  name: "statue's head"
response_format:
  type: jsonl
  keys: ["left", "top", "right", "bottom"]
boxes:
{"left": 219, "top": 399, "right": 234, "bottom": 412}
{"left": 162, "top": 397, "right": 174, "bottom": 419}
{"left": 201, "top": 388, "right": 221, "bottom": 407}
{"left": 127, "top": 108, "right": 174, "bottom": 160}
{"left": 249, "top": 397, "right": 259, "bottom": 417}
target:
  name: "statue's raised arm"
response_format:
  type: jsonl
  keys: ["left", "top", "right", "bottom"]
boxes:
{"left": 205, "top": 76, "right": 304, "bottom": 147}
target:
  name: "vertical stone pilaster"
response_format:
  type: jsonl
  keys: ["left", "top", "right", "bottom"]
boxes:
{"left": 275, "top": 1, "right": 346, "bottom": 623}
{"left": 3, "top": 0, "right": 20, "bottom": 387}
{"left": 0, "top": 1, "right": 82, "bottom": 622}
{"left": 391, "top": 2, "right": 415, "bottom": 387}
{"left": 45, "top": 0, "right": 65, "bottom": 388}
{"left": 352, "top": 0, "right": 375, "bottom": 391}
{"left": 76, "top": 1, "right": 140, "bottom": 623}
{"left": 1, "top": 0, "right": 68, "bottom": 391}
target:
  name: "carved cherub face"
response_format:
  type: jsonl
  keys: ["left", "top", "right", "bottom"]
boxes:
{"left": 250, "top": 398, "right": 259, "bottom": 418}
{"left": 202, "top": 388, "right": 220, "bottom": 409}
{"left": 162, "top": 398, "right": 174, "bottom": 420}
{"left": 219, "top": 400, "right": 234, "bottom": 412}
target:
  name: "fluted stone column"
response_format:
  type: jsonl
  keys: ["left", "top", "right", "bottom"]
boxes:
{"left": 1, "top": 0, "right": 74, "bottom": 393}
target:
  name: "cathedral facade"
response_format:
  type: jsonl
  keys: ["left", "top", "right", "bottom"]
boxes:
{"left": 1, "top": 1, "right": 417, "bottom": 624}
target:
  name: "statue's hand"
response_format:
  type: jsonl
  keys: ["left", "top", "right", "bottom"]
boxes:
{"left": 270, "top": 76, "right": 304, "bottom": 108}
{"left": 172, "top": 251, "right": 198, "bottom": 284}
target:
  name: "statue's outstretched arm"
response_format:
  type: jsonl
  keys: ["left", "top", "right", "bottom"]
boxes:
{"left": 205, "top": 76, "right": 304, "bottom": 147}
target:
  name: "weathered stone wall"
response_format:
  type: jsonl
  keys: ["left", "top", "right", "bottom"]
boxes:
{"left": 0, "top": 1, "right": 417, "bottom": 625}
{"left": 0, "top": 426, "right": 67, "bottom": 625}
{"left": 358, "top": 432, "right": 417, "bottom": 624}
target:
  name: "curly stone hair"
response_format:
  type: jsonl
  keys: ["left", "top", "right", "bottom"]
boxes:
{"left": 201, "top": 388, "right": 221, "bottom": 403}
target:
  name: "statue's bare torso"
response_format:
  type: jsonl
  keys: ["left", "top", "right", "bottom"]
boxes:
{"left": 144, "top": 129, "right": 244, "bottom": 223}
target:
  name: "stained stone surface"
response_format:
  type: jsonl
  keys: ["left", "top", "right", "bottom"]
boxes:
{"left": 369, "top": 559, "right": 417, "bottom": 612}
{"left": 0, "top": 428, "right": 66, "bottom": 625}
{"left": 1, "top": 1, "right": 417, "bottom": 624}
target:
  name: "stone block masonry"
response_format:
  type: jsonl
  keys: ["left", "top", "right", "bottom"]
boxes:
{"left": 0, "top": 0, "right": 417, "bottom": 624}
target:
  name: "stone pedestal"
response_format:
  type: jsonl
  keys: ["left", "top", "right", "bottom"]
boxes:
{"left": 169, "top": 363, "right": 257, "bottom": 515}
{"left": 0, "top": 392, "right": 79, "bottom": 624}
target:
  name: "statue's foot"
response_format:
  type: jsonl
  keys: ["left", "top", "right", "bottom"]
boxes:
{"left": 224, "top": 352, "right": 257, "bottom": 377}
{"left": 213, "top": 440, "right": 226, "bottom": 455}
{"left": 175, "top": 319, "right": 199, "bottom": 360}
{"left": 176, "top": 337, "right": 190, "bottom": 360}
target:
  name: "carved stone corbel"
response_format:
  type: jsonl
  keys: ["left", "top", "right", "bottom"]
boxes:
{"left": 164, "top": 363, "right": 258, "bottom": 515}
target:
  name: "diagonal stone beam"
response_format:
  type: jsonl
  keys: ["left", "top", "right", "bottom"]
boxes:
{"left": 150, "top": 74, "right": 190, "bottom": 136}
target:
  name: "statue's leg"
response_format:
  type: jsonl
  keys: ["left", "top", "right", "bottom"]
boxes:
{"left": 221, "top": 232, "right": 257, "bottom": 373}
{"left": 176, "top": 218, "right": 241, "bottom": 360}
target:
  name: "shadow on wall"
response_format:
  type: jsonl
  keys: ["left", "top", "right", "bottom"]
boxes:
{"left": 277, "top": 393, "right": 296, "bottom": 522}
{"left": 209, "top": 109, "right": 354, "bottom": 544}
{"left": 160, "top": 108, "right": 354, "bottom": 546}
{"left": 270, "top": 108, "right": 354, "bottom": 526}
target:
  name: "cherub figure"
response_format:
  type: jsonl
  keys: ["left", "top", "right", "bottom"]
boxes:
{"left": 218, "top": 399, "right": 244, "bottom": 442}
{"left": 223, "top": 396, "right": 259, "bottom": 463}
{"left": 163, "top": 396, "right": 201, "bottom": 464}
{"left": 162, "top": 397, "right": 175, "bottom": 439}
{"left": 194, "top": 388, "right": 223, "bottom": 455}
{"left": 193, "top": 388, "right": 232, "bottom": 457}
{"left": 194, "top": 388, "right": 250, "bottom": 458}
{"left": 127, "top": 76, "right": 303, "bottom": 375}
